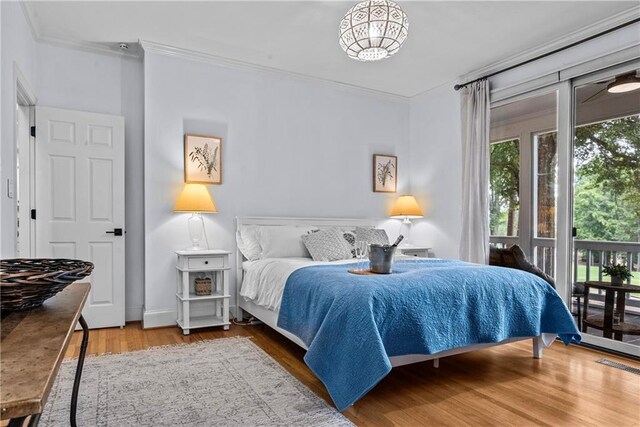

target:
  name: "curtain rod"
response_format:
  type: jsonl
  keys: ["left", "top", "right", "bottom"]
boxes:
{"left": 453, "top": 17, "right": 640, "bottom": 91}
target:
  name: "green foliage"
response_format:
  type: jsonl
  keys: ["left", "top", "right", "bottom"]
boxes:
{"left": 574, "top": 115, "right": 640, "bottom": 243}
{"left": 489, "top": 115, "right": 639, "bottom": 243}
{"left": 489, "top": 140, "right": 519, "bottom": 235}
{"left": 573, "top": 174, "right": 638, "bottom": 241}
{"left": 603, "top": 263, "right": 633, "bottom": 280}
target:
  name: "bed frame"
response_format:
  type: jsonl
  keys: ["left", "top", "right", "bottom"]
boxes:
{"left": 235, "top": 216, "right": 546, "bottom": 368}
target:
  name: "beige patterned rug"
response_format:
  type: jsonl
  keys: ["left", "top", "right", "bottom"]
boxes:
{"left": 40, "top": 337, "right": 353, "bottom": 426}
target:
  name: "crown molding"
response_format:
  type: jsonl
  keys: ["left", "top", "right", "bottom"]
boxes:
{"left": 457, "top": 6, "right": 640, "bottom": 85}
{"left": 139, "top": 40, "right": 410, "bottom": 104}
{"left": 37, "top": 36, "right": 141, "bottom": 59}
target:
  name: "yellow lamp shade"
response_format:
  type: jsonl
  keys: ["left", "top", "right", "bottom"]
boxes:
{"left": 390, "top": 195, "right": 423, "bottom": 219}
{"left": 174, "top": 184, "right": 217, "bottom": 213}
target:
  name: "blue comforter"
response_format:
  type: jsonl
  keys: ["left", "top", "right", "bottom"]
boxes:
{"left": 277, "top": 259, "right": 580, "bottom": 411}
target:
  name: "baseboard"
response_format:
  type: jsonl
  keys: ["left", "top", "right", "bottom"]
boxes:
{"left": 125, "top": 306, "right": 143, "bottom": 322}
{"left": 142, "top": 306, "right": 238, "bottom": 329}
{"left": 142, "top": 309, "right": 177, "bottom": 329}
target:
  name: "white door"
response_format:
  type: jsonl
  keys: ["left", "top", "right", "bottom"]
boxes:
{"left": 35, "top": 106, "right": 125, "bottom": 328}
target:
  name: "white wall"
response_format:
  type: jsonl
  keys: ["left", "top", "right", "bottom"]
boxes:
{"left": 142, "top": 50, "right": 410, "bottom": 325}
{"left": 35, "top": 43, "right": 145, "bottom": 321}
{"left": 408, "top": 83, "right": 462, "bottom": 259}
{"left": 1, "top": 1, "right": 37, "bottom": 257}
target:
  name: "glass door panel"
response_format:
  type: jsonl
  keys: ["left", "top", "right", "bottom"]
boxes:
{"left": 572, "top": 68, "right": 640, "bottom": 351}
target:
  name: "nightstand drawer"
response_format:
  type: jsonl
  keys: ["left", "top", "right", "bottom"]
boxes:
{"left": 188, "top": 256, "right": 224, "bottom": 270}
{"left": 399, "top": 248, "right": 431, "bottom": 258}
{"left": 403, "top": 251, "right": 424, "bottom": 257}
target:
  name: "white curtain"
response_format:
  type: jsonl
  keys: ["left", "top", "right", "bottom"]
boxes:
{"left": 459, "top": 80, "right": 490, "bottom": 264}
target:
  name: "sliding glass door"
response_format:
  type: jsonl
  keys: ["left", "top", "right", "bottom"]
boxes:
{"left": 489, "top": 62, "right": 640, "bottom": 356}
{"left": 571, "top": 66, "right": 640, "bottom": 354}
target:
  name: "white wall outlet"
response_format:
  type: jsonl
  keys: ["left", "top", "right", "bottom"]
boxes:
{"left": 7, "top": 178, "right": 14, "bottom": 198}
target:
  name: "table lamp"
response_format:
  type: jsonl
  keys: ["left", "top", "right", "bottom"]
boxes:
{"left": 390, "top": 195, "right": 424, "bottom": 224}
{"left": 174, "top": 184, "right": 217, "bottom": 250}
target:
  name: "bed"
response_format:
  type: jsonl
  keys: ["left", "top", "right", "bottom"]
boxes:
{"left": 235, "top": 217, "right": 581, "bottom": 411}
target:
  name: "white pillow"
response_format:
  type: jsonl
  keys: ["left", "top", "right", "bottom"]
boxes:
{"left": 236, "top": 225, "right": 262, "bottom": 261}
{"left": 355, "top": 227, "right": 389, "bottom": 245}
{"left": 302, "top": 228, "right": 353, "bottom": 262}
{"left": 256, "top": 225, "right": 317, "bottom": 259}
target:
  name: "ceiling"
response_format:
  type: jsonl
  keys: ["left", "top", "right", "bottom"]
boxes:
{"left": 23, "top": 1, "right": 638, "bottom": 97}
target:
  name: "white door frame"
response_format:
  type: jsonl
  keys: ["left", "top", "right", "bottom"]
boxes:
{"left": 14, "top": 63, "right": 37, "bottom": 257}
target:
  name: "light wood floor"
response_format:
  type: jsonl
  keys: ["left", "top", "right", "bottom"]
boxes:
{"left": 66, "top": 322, "right": 640, "bottom": 427}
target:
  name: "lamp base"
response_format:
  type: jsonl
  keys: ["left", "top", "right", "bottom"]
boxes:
{"left": 188, "top": 213, "right": 204, "bottom": 249}
{"left": 399, "top": 220, "right": 411, "bottom": 245}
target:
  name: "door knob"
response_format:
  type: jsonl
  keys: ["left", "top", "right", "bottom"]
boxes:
{"left": 106, "top": 228, "right": 123, "bottom": 236}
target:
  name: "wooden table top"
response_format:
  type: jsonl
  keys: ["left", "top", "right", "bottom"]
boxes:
{"left": 1, "top": 283, "right": 90, "bottom": 420}
{"left": 583, "top": 281, "right": 639, "bottom": 292}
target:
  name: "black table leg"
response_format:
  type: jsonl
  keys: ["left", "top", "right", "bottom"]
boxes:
{"left": 6, "top": 413, "right": 39, "bottom": 427}
{"left": 70, "top": 315, "right": 89, "bottom": 427}
{"left": 27, "top": 413, "right": 41, "bottom": 427}
{"left": 603, "top": 290, "right": 614, "bottom": 339}
{"left": 8, "top": 416, "right": 27, "bottom": 427}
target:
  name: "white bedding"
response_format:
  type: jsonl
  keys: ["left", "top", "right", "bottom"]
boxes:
{"left": 240, "top": 255, "right": 414, "bottom": 312}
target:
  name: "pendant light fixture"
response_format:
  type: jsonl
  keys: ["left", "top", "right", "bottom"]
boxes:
{"left": 339, "top": 0, "right": 409, "bottom": 62}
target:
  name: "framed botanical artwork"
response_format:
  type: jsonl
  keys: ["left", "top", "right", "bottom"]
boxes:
{"left": 184, "top": 134, "right": 222, "bottom": 184}
{"left": 373, "top": 154, "right": 397, "bottom": 193}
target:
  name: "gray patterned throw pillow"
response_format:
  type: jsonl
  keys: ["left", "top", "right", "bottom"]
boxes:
{"left": 302, "top": 228, "right": 354, "bottom": 262}
{"left": 343, "top": 231, "right": 356, "bottom": 258}
{"left": 355, "top": 227, "right": 389, "bottom": 245}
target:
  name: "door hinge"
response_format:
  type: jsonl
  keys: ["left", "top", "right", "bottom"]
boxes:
{"left": 30, "top": 126, "right": 36, "bottom": 138}
{"left": 30, "top": 209, "right": 36, "bottom": 220}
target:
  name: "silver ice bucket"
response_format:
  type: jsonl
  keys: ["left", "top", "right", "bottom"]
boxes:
{"left": 368, "top": 244, "right": 396, "bottom": 274}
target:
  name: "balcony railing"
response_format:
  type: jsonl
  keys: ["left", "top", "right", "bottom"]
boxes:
{"left": 489, "top": 237, "right": 640, "bottom": 286}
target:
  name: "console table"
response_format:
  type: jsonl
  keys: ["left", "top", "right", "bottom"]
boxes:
{"left": 1, "top": 283, "right": 90, "bottom": 427}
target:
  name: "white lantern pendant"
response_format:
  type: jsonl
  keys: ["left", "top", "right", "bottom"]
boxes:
{"left": 339, "top": 0, "right": 409, "bottom": 62}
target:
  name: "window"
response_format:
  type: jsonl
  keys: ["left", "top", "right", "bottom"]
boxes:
{"left": 489, "top": 90, "right": 558, "bottom": 274}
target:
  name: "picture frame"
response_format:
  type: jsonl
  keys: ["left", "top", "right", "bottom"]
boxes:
{"left": 373, "top": 154, "right": 397, "bottom": 193}
{"left": 184, "top": 134, "right": 222, "bottom": 184}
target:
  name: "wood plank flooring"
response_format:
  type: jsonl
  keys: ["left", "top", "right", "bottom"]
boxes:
{"left": 66, "top": 322, "right": 640, "bottom": 426}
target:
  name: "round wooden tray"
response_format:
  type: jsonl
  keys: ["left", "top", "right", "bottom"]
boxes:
{"left": 347, "top": 269, "right": 389, "bottom": 275}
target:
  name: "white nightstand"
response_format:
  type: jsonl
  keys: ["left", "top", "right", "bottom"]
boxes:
{"left": 175, "top": 250, "right": 231, "bottom": 335}
{"left": 399, "top": 246, "right": 432, "bottom": 258}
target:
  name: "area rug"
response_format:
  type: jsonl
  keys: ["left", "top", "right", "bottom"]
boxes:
{"left": 40, "top": 337, "right": 353, "bottom": 426}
